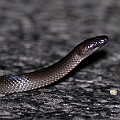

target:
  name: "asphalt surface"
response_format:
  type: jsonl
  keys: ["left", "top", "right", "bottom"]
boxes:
{"left": 0, "top": 0, "right": 119, "bottom": 120}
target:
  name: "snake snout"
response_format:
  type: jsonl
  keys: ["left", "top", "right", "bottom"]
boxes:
{"left": 96, "top": 35, "right": 108, "bottom": 47}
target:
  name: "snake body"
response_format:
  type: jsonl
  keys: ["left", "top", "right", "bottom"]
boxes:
{"left": 0, "top": 35, "right": 108, "bottom": 94}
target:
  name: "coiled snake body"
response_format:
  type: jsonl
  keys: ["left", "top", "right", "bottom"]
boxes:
{"left": 0, "top": 35, "right": 108, "bottom": 94}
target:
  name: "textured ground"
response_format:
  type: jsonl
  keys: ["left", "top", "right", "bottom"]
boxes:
{"left": 0, "top": 0, "right": 119, "bottom": 120}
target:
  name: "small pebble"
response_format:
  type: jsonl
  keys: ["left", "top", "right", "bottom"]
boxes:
{"left": 110, "top": 89, "right": 117, "bottom": 96}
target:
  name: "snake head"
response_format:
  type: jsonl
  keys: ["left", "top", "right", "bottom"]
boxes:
{"left": 74, "top": 35, "right": 108, "bottom": 58}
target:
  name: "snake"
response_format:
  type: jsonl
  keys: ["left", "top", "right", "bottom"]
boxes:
{"left": 0, "top": 35, "right": 108, "bottom": 94}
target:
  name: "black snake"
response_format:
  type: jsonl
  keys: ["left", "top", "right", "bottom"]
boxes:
{"left": 0, "top": 35, "right": 108, "bottom": 94}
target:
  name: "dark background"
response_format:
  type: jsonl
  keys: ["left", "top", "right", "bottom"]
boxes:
{"left": 0, "top": 0, "right": 119, "bottom": 120}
